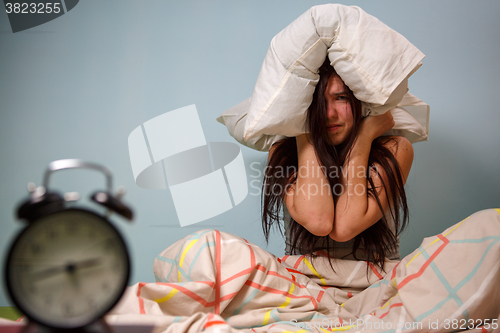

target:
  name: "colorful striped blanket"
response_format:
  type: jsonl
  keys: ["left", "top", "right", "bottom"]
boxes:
{"left": 107, "top": 209, "right": 500, "bottom": 332}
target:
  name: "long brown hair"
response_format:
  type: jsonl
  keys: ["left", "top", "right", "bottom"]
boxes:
{"left": 261, "top": 59, "right": 409, "bottom": 270}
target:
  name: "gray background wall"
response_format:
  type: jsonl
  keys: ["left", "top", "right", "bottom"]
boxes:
{"left": 1, "top": 0, "right": 499, "bottom": 306}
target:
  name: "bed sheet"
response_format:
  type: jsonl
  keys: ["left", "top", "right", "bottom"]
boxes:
{"left": 106, "top": 209, "right": 500, "bottom": 333}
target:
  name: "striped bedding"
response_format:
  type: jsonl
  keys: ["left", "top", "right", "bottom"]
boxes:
{"left": 107, "top": 209, "right": 500, "bottom": 332}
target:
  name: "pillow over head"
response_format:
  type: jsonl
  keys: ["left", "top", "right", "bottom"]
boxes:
{"left": 216, "top": 97, "right": 287, "bottom": 152}
{"left": 217, "top": 4, "right": 429, "bottom": 151}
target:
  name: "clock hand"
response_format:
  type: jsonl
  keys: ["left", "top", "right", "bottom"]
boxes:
{"left": 72, "top": 257, "right": 102, "bottom": 270}
{"left": 31, "top": 258, "right": 103, "bottom": 281}
{"left": 31, "top": 264, "right": 67, "bottom": 281}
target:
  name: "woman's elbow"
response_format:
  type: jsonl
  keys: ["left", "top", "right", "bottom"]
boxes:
{"left": 329, "top": 224, "right": 357, "bottom": 243}
{"left": 296, "top": 215, "right": 333, "bottom": 237}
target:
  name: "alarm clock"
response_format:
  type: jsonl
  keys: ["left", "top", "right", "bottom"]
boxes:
{"left": 4, "top": 159, "right": 133, "bottom": 332}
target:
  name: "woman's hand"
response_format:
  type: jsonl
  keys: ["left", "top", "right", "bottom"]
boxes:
{"left": 359, "top": 111, "right": 395, "bottom": 142}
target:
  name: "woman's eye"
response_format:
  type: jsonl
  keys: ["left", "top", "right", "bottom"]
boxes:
{"left": 336, "top": 95, "right": 347, "bottom": 101}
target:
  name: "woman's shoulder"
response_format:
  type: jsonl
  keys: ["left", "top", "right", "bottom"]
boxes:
{"left": 379, "top": 135, "right": 413, "bottom": 159}
{"left": 376, "top": 135, "right": 414, "bottom": 178}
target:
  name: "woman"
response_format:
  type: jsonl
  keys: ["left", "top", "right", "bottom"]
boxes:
{"left": 262, "top": 59, "right": 414, "bottom": 270}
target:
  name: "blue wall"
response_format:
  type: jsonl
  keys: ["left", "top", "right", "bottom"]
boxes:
{"left": 1, "top": 1, "right": 499, "bottom": 306}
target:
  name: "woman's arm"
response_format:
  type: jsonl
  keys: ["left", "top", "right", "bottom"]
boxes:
{"left": 278, "top": 112, "right": 413, "bottom": 240}
{"left": 330, "top": 114, "right": 413, "bottom": 242}
{"left": 279, "top": 134, "right": 335, "bottom": 236}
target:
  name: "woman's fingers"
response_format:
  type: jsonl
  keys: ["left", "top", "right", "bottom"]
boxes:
{"left": 361, "top": 111, "right": 395, "bottom": 140}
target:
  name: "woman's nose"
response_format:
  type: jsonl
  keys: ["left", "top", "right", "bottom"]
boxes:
{"left": 327, "top": 104, "right": 338, "bottom": 119}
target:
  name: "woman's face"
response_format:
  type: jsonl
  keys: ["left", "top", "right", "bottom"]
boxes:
{"left": 324, "top": 75, "right": 354, "bottom": 145}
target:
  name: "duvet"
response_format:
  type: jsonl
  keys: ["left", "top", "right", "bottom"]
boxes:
{"left": 107, "top": 209, "right": 500, "bottom": 333}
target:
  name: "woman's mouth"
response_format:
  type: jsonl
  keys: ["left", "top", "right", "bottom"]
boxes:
{"left": 327, "top": 124, "right": 341, "bottom": 132}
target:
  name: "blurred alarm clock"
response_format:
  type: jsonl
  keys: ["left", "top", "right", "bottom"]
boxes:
{"left": 4, "top": 159, "right": 133, "bottom": 332}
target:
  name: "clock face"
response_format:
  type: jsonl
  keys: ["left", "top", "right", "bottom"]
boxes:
{"left": 5, "top": 209, "right": 130, "bottom": 329}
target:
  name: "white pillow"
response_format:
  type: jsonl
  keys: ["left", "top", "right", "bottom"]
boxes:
{"left": 223, "top": 4, "right": 426, "bottom": 145}
{"left": 216, "top": 97, "right": 286, "bottom": 152}
{"left": 382, "top": 93, "right": 429, "bottom": 143}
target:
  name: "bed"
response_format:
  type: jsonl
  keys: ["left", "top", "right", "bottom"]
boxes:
{"left": 104, "top": 209, "right": 500, "bottom": 332}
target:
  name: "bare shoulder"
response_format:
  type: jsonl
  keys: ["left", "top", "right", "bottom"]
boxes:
{"left": 380, "top": 136, "right": 413, "bottom": 160}
{"left": 378, "top": 136, "right": 414, "bottom": 180}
